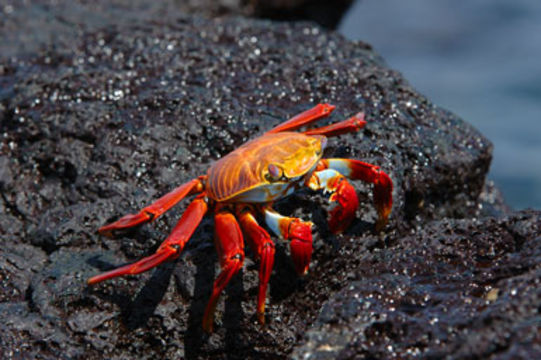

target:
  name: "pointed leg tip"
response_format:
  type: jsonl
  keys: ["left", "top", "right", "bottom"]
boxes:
{"left": 97, "top": 212, "right": 153, "bottom": 236}
{"left": 294, "top": 262, "right": 310, "bottom": 276}
{"left": 202, "top": 310, "right": 215, "bottom": 333}
{"left": 329, "top": 224, "right": 346, "bottom": 235}
{"left": 87, "top": 269, "right": 106, "bottom": 284}
{"left": 203, "top": 323, "right": 214, "bottom": 334}
{"left": 97, "top": 226, "right": 114, "bottom": 237}
{"left": 354, "top": 113, "right": 367, "bottom": 128}
{"left": 375, "top": 216, "right": 389, "bottom": 232}
{"left": 257, "top": 311, "right": 266, "bottom": 325}
{"left": 87, "top": 273, "right": 111, "bottom": 286}
{"left": 376, "top": 205, "right": 391, "bottom": 231}
{"left": 86, "top": 272, "right": 112, "bottom": 286}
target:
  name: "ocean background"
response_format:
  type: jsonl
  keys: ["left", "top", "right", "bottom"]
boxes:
{"left": 339, "top": 0, "right": 541, "bottom": 209}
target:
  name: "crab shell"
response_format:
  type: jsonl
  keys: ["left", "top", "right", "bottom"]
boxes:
{"left": 206, "top": 132, "right": 327, "bottom": 203}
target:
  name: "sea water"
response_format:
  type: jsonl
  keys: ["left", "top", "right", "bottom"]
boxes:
{"left": 339, "top": 0, "right": 541, "bottom": 209}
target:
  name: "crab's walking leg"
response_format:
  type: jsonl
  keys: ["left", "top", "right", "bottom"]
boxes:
{"left": 266, "top": 103, "right": 336, "bottom": 134}
{"left": 98, "top": 177, "right": 205, "bottom": 237}
{"left": 237, "top": 208, "right": 275, "bottom": 324}
{"left": 304, "top": 112, "right": 366, "bottom": 138}
{"left": 88, "top": 194, "right": 208, "bottom": 284}
{"left": 263, "top": 208, "right": 313, "bottom": 275}
{"left": 203, "top": 211, "right": 245, "bottom": 333}
{"left": 307, "top": 169, "right": 359, "bottom": 234}
{"left": 319, "top": 159, "right": 393, "bottom": 231}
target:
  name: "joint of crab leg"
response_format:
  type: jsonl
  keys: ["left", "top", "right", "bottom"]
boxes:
{"left": 237, "top": 208, "right": 275, "bottom": 324}
{"left": 88, "top": 195, "right": 208, "bottom": 285}
{"left": 98, "top": 178, "right": 204, "bottom": 237}
{"left": 203, "top": 211, "right": 245, "bottom": 333}
{"left": 267, "top": 103, "right": 336, "bottom": 134}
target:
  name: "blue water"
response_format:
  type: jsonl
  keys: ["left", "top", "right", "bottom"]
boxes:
{"left": 339, "top": 0, "right": 541, "bottom": 209}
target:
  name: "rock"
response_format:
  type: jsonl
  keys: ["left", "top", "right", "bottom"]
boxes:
{"left": 292, "top": 211, "right": 541, "bottom": 359}
{"left": 0, "top": 1, "right": 538, "bottom": 359}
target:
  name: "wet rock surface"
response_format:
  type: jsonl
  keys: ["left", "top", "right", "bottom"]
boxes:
{"left": 1, "top": 1, "right": 539, "bottom": 359}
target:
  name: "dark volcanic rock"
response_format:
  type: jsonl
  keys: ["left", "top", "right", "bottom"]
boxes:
{"left": 0, "top": 1, "right": 538, "bottom": 359}
{"left": 292, "top": 211, "right": 541, "bottom": 359}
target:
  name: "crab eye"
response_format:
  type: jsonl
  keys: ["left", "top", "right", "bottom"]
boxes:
{"left": 266, "top": 163, "right": 283, "bottom": 182}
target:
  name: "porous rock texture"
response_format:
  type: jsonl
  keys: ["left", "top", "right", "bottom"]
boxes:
{"left": 1, "top": 1, "right": 539, "bottom": 359}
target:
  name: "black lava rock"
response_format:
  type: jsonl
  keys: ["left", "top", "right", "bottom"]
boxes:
{"left": 1, "top": 1, "right": 538, "bottom": 359}
{"left": 292, "top": 211, "right": 541, "bottom": 359}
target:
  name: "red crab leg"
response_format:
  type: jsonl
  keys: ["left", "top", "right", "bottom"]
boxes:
{"left": 263, "top": 208, "right": 313, "bottom": 275}
{"left": 319, "top": 159, "right": 393, "bottom": 231}
{"left": 306, "top": 169, "right": 359, "bottom": 234}
{"left": 237, "top": 208, "right": 275, "bottom": 325}
{"left": 203, "top": 211, "right": 245, "bottom": 333}
{"left": 98, "top": 177, "right": 205, "bottom": 237}
{"left": 88, "top": 194, "right": 208, "bottom": 285}
{"left": 266, "top": 103, "right": 336, "bottom": 134}
{"left": 304, "top": 112, "right": 366, "bottom": 138}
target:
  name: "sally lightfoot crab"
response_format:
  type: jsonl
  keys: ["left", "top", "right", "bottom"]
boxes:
{"left": 88, "top": 104, "right": 393, "bottom": 332}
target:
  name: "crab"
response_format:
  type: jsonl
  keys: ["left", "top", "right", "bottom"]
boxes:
{"left": 88, "top": 104, "right": 393, "bottom": 332}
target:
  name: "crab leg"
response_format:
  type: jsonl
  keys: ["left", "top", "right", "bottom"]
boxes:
{"left": 88, "top": 194, "right": 208, "bottom": 285}
{"left": 203, "top": 211, "right": 245, "bottom": 333}
{"left": 318, "top": 159, "right": 393, "bottom": 230}
{"left": 237, "top": 207, "right": 275, "bottom": 324}
{"left": 307, "top": 169, "right": 359, "bottom": 234}
{"left": 304, "top": 112, "right": 366, "bottom": 138}
{"left": 263, "top": 208, "right": 313, "bottom": 275}
{"left": 98, "top": 177, "right": 205, "bottom": 237}
{"left": 266, "top": 103, "right": 336, "bottom": 134}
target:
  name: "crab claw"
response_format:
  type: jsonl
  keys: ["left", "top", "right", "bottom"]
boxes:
{"left": 328, "top": 178, "right": 359, "bottom": 234}
{"left": 288, "top": 220, "right": 313, "bottom": 275}
{"left": 306, "top": 169, "right": 359, "bottom": 234}
{"left": 263, "top": 210, "right": 313, "bottom": 275}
